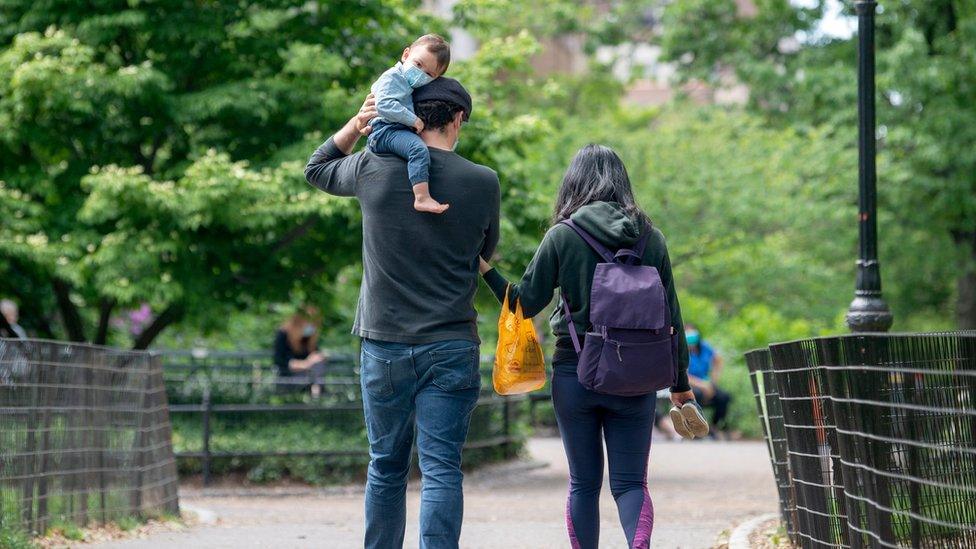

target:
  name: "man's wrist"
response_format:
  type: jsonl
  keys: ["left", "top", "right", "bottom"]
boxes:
{"left": 332, "top": 116, "right": 362, "bottom": 155}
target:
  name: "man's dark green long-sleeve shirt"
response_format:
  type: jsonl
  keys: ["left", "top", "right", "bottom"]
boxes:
{"left": 305, "top": 137, "right": 500, "bottom": 344}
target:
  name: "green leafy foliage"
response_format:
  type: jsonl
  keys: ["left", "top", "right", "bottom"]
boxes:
{"left": 169, "top": 402, "right": 526, "bottom": 484}
{"left": 0, "top": 1, "right": 444, "bottom": 346}
{"left": 0, "top": 523, "right": 35, "bottom": 549}
{"left": 115, "top": 516, "right": 143, "bottom": 532}
{"left": 47, "top": 521, "right": 85, "bottom": 541}
{"left": 2, "top": 0, "right": 968, "bottom": 438}
{"left": 659, "top": 0, "right": 976, "bottom": 328}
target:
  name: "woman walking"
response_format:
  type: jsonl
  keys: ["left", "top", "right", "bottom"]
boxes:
{"left": 479, "top": 144, "right": 694, "bottom": 548}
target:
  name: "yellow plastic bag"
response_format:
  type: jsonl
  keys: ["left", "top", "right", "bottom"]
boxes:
{"left": 493, "top": 288, "right": 546, "bottom": 395}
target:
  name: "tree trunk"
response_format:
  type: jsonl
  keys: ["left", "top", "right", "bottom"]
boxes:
{"left": 34, "top": 316, "right": 56, "bottom": 339}
{"left": 52, "top": 279, "right": 87, "bottom": 342}
{"left": 132, "top": 304, "right": 184, "bottom": 350}
{"left": 954, "top": 230, "right": 976, "bottom": 330}
{"left": 94, "top": 299, "right": 116, "bottom": 345}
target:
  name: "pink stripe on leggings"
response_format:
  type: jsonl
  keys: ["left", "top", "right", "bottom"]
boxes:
{"left": 566, "top": 485, "right": 582, "bottom": 549}
{"left": 631, "top": 487, "right": 654, "bottom": 548}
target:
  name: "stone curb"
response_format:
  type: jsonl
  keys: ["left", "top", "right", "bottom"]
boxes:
{"left": 728, "top": 512, "right": 778, "bottom": 549}
{"left": 180, "top": 502, "right": 218, "bottom": 525}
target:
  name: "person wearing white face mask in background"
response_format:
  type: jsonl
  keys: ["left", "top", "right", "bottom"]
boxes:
{"left": 273, "top": 306, "right": 328, "bottom": 397}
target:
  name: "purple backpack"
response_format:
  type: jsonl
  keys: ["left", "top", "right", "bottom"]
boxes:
{"left": 560, "top": 220, "right": 678, "bottom": 396}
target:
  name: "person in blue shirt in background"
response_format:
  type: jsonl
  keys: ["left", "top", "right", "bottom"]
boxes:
{"left": 685, "top": 323, "right": 731, "bottom": 437}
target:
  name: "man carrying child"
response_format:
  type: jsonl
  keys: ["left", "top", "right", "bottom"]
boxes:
{"left": 304, "top": 39, "right": 500, "bottom": 547}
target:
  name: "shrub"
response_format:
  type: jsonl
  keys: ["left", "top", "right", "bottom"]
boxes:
{"left": 169, "top": 392, "right": 526, "bottom": 484}
{"left": 0, "top": 525, "right": 35, "bottom": 549}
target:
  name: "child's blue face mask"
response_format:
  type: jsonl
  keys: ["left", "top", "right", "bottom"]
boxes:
{"left": 403, "top": 63, "right": 434, "bottom": 89}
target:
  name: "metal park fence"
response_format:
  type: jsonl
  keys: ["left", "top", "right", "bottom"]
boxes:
{"left": 0, "top": 339, "right": 179, "bottom": 535}
{"left": 745, "top": 349, "right": 799, "bottom": 541}
{"left": 746, "top": 332, "right": 976, "bottom": 548}
{"left": 156, "top": 350, "right": 526, "bottom": 485}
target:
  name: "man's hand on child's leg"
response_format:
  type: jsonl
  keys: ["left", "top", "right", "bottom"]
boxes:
{"left": 356, "top": 93, "right": 377, "bottom": 135}
{"left": 413, "top": 182, "right": 449, "bottom": 214}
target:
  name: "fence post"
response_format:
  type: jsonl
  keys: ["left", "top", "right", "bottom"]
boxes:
{"left": 95, "top": 353, "right": 108, "bottom": 524}
{"left": 904, "top": 373, "right": 921, "bottom": 549}
{"left": 202, "top": 385, "right": 212, "bottom": 487}
{"left": 251, "top": 359, "right": 260, "bottom": 394}
{"left": 21, "top": 344, "right": 39, "bottom": 532}
{"left": 35, "top": 353, "right": 53, "bottom": 535}
{"left": 77, "top": 349, "right": 91, "bottom": 525}
{"left": 821, "top": 339, "right": 862, "bottom": 548}
{"left": 130, "top": 359, "right": 153, "bottom": 516}
{"left": 860, "top": 337, "right": 896, "bottom": 546}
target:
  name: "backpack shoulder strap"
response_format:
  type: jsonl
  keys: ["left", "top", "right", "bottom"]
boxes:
{"left": 633, "top": 229, "right": 651, "bottom": 259}
{"left": 559, "top": 220, "right": 615, "bottom": 263}
{"left": 560, "top": 291, "right": 582, "bottom": 354}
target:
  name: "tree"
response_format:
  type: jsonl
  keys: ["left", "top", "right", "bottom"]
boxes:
{"left": 0, "top": 1, "right": 443, "bottom": 347}
{"left": 658, "top": 0, "right": 976, "bottom": 328}
{"left": 877, "top": 1, "right": 976, "bottom": 328}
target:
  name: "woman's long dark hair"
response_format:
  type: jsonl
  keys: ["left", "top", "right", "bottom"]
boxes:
{"left": 552, "top": 144, "right": 651, "bottom": 229}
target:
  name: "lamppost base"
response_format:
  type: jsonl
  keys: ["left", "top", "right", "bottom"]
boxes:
{"left": 845, "top": 295, "right": 894, "bottom": 333}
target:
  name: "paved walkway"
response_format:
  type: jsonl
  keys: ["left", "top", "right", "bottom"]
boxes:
{"left": 95, "top": 437, "right": 777, "bottom": 548}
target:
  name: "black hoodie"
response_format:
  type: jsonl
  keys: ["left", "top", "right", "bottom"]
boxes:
{"left": 483, "top": 201, "right": 690, "bottom": 392}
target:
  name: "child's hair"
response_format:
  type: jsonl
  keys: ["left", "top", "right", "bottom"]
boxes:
{"left": 412, "top": 34, "right": 451, "bottom": 73}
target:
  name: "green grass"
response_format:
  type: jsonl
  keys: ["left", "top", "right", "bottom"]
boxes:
{"left": 0, "top": 484, "right": 174, "bottom": 546}
{"left": 0, "top": 524, "right": 36, "bottom": 549}
{"left": 768, "top": 524, "right": 789, "bottom": 547}
{"left": 47, "top": 520, "right": 85, "bottom": 541}
{"left": 0, "top": 511, "right": 175, "bottom": 545}
{"left": 172, "top": 415, "right": 367, "bottom": 454}
{"left": 884, "top": 488, "right": 976, "bottom": 543}
{"left": 172, "top": 415, "right": 369, "bottom": 483}
{"left": 115, "top": 516, "right": 143, "bottom": 532}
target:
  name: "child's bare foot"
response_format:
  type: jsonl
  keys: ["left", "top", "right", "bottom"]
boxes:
{"left": 413, "top": 182, "right": 449, "bottom": 214}
{"left": 414, "top": 196, "right": 449, "bottom": 214}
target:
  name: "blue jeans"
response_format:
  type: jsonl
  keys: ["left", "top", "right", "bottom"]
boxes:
{"left": 552, "top": 361, "right": 656, "bottom": 549}
{"left": 360, "top": 338, "right": 481, "bottom": 549}
{"left": 368, "top": 120, "right": 431, "bottom": 185}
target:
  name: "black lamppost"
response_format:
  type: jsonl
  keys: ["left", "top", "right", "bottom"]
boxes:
{"left": 845, "top": 0, "right": 894, "bottom": 333}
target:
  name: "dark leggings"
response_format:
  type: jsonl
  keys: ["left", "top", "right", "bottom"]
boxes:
{"left": 552, "top": 362, "right": 655, "bottom": 549}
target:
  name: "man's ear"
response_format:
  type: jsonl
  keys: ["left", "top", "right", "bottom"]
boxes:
{"left": 453, "top": 111, "right": 464, "bottom": 129}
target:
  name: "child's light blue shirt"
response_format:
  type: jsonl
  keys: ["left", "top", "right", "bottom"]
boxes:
{"left": 370, "top": 62, "right": 418, "bottom": 128}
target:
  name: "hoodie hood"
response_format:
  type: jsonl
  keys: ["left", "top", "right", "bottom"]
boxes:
{"left": 569, "top": 201, "right": 642, "bottom": 248}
